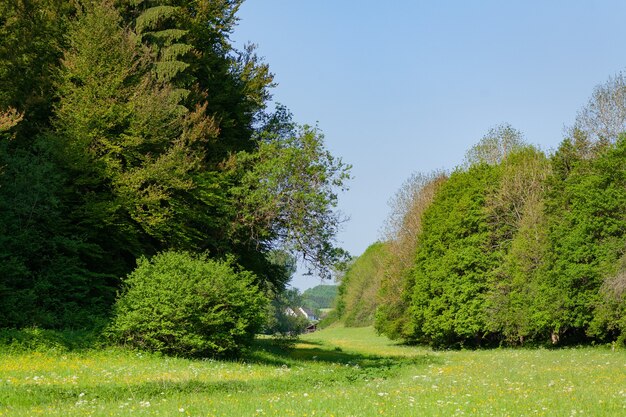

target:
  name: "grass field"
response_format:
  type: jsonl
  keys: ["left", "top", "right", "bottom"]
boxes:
{"left": 1, "top": 326, "right": 626, "bottom": 416}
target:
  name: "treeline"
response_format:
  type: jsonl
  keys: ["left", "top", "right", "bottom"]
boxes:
{"left": 336, "top": 74, "right": 626, "bottom": 347}
{"left": 0, "top": 0, "right": 349, "bottom": 354}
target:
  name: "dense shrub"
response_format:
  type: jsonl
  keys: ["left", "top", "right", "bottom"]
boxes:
{"left": 108, "top": 252, "right": 268, "bottom": 357}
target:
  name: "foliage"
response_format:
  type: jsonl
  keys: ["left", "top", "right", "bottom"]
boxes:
{"left": 54, "top": 0, "right": 217, "bottom": 266}
{"left": 408, "top": 164, "right": 501, "bottom": 347}
{"left": 0, "top": 133, "right": 111, "bottom": 329}
{"left": 541, "top": 135, "right": 626, "bottom": 343}
{"left": 0, "top": 0, "right": 70, "bottom": 131}
{"left": 336, "top": 242, "right": 389, "bottom": 327}
{"left": 483, "top": 146, "right": 551, "bottom": 344}
{"left": 302, "top": 285, "right": 338, "bottom": 311}
{"left": 569, "top": 71, "right": 626, "bottom": 145}
{"left": 262, "top": 264, "right": 311, "bottom": 337}
{"left": 0, "top": 0, "right": 349, "bottom": 330}
{"left": 591, "top": 254, "right": 626, "bottom": 343}
{"left": 375, "top": 171, "right": 446, "bottom": 340}
{"left": 464, "top": 123, "right": 526, "bottom": 166}
{"left": 0, "top": 327, "right": 104, "bottom": 353}
{"left": 231, "top": 122, "right": 351, "bottom": 280}
{"left": 263, "top": 291, "right": 310, "bottom": 337}
{"left": 108, "top": 251, "right": 268, "bottom": 357}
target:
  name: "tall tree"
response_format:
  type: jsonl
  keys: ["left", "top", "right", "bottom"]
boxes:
{"left": 0, "top": 107, "right": 110, "bottom": 328}
{"left": 483, "top": 146, "right": 551, "bottom": 344}
{"left": 409, "top": 164, "right": 500, "bottom": 347}
{"left": 0, "top": 0, "right": 71, "bottom": 133}
{"left": 539, "top": 135, "right": 626, "bottom": 343}
{"left": 464, "top": 123, "right": 525, "bottom": 166}
{"left": 230, "top": 121, "right": 351, "bottom": 282}
{"left": 375, "top": 171, "right": 446, "bottom": 339}
{"left": 54, "top": 0, "right": 218, "bottom": 276}
{"left": 569, "top": 72, "right": 626, "bottom": 146}
{"left": 115, "top": 0, "right": 274, "bottom": 158}
{"left": 335, "top": 242, "right": 389, "bottom": 327}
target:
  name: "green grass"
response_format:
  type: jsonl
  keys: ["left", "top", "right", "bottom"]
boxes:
{"left": 1, "top": 325, "right": 626, "bottom": 416}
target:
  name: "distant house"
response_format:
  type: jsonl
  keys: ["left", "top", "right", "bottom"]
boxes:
{"left": 285, "top": 306, "right": 318, "bottom": 322}
{"left": 298, "top": 307, "right": 318, "bottom": 322}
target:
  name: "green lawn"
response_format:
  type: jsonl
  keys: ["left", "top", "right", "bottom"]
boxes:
{"left": 1, "top": 326, "right": 625, "bottom": 416}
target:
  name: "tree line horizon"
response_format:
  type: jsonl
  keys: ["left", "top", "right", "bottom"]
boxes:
{"left": 335, "top": 72, "right": 626, "bottom": 348}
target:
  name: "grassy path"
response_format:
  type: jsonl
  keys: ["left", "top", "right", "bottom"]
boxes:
{"left": 1, "top": 326, "right": 626, "bottom": 416}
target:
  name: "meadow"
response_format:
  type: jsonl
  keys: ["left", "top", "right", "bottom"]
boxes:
{"left": 1, "top": 326, "right": 625, "bottom": 416}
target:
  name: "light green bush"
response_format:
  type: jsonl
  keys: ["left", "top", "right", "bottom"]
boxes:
{"left": 108, "top": 251, "right": 268, "bottom": 357}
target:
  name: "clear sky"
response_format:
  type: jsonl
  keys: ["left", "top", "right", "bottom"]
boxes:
{"left": 232, "top": 1, "right": 626, "bottom": 290}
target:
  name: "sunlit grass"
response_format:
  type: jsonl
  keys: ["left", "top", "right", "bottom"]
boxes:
{"left": 1, "top": 326, "right": 626, "bottom": 416}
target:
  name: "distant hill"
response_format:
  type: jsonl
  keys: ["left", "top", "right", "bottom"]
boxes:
{"left": 302, "top": 285, "right": 338, "bottom": 311}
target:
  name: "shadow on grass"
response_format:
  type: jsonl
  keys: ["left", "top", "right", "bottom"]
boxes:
{"left": 247, "top": 337, "right": 441, "bottom": 371}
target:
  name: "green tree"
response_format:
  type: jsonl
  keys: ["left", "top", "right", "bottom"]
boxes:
{"left": 230, "top": 122, "right": 351, "bottom": 281}
{"left": 336, "top": 242, "right": 389, "bottom": 327}
{"left": 264, "top": 287, "right": 310, "bottom": 336}
{"left": 464, "top": 123, "right": 525, "bottom": 166}
{"left": 54, "top": 0, "right": 218, "bottom": 276}
{"left": 483, "top": 146, "right": 551, "bottom": 344}
{"left": 539, "top": 135, "right": 626, "bottom": 343}
{"left": 302, "top": 285, "right": 338, "bottom": 311}
{"left": 591, "top": 253, "right": 626, "bottom": 343}
{"left": 409, "top": 164, "right": 500, "bottom": 347}
{"left": 116, "top": 0, "right": 274, "bottom": 158}
{"left": 375, "top": 171, "right": 446, "bottom": 340}
{"left": 0, "top": 109, "right": 108, "bottom": 328}
{"left": 0, "top": 0, "right": 71, "bottom": 134}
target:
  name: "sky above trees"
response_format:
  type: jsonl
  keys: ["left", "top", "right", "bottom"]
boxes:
{"left": 232, "top": 1, "right": 626, "bottom": 289}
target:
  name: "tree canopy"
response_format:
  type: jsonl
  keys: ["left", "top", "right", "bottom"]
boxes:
{"left": 0, "top": 0, "right": 349, "bottom": 331}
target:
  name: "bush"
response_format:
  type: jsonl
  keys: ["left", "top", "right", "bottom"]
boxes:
{"left": 0, "top": 327, "right": 105, "bottom": 353}
{"left": 107, "top": 252, "right": 268, "bottom": 357}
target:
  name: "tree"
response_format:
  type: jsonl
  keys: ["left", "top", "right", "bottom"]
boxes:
{"left": 116, "top": 0, "right": 274, "bottom": 159}
{"left": 409, "top": 164, "right": 500, "bottom": 347}
{"left": 591, "top": 253, "right": 626, "bottom": 343}
{"left": 0, "top": 0, "right": 350, "bottom": 329}
{"left": 570, "top": 72, "right": 626, "bottom": 146}
{"left": 230, "top": 122, "right": 351, "bottom": 281}
{"left": 54, "top": 0, "right": 219, "bottom": 276}
{"left": 302, "top": 285, "right": 338, "bottom": 311}
{"left": 0, "top": 108, "right": 108, "bottom": 328}
{"left": 335, "top": 242, "right": 389, "bottom": 327}
{"left": 464, "top": 123, "right": 525, "bottom": 166}
{"left": 483, "top": 146, "right": 551, "bottom": 344}
{"left": 264, "top": 287, "right": 309, "bottom": 336}
{"left": 375, "top": 171, "right": 446, "bottom": 339}
{"left": 539, "top": 135, "right": 626, "bottom": 343}
{"left": 0, "top": 0, "right": 71, "bottom": 134}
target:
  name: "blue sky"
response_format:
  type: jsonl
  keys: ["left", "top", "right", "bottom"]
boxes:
{"left": 232, "top": 1, "right": 626, "bottom": 290}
